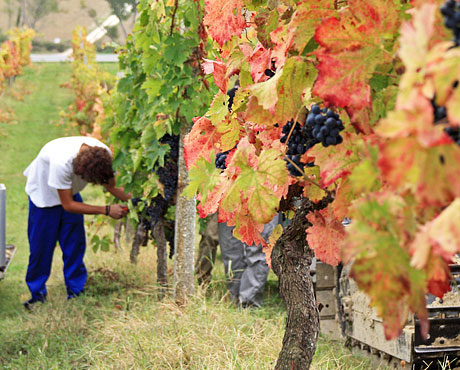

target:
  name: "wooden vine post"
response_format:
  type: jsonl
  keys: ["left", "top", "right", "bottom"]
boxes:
{"left": 173, "top": 121, "right": 196, "bottom": 303}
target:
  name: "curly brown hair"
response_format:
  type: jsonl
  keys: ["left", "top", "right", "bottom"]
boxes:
{"left": 73, "top": 146, "right": 114, "bottom": 185}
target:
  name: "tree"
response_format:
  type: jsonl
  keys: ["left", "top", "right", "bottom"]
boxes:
{"left": 16, "top": 0, "right": 59, "bottom": 29}
{"left": 3, "top": 0, "right": 17, "bottom": 29}
{"left": 103, "top": 0, "right": 138, "bottom": 39}
{"left": 184, "top": 0, "right": 460, "bottom": 368}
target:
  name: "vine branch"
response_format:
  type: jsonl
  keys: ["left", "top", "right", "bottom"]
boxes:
{"left": 170, "top": 0, "right": 179, "bottom": 36}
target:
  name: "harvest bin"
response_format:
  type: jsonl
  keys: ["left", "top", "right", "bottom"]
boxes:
{"left": 0, "top": 184, "right": 16, "bottom": 280}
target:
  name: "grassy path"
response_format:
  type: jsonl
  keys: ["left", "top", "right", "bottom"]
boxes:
{"left": 0, "top": 63, "right": 76, "bottom": 315}
{"left": 0, "top": 64, "right": 379, "bottom": 369}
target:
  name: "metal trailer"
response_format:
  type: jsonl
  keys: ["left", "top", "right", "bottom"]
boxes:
{"left": 315, "top": 261, "right": 460, "bottom": 369}
{"left": 0, "top": 184, "right": 16, "bottom": 280}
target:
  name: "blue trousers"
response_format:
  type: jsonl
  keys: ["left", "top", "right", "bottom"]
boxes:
{"left": 26, "top": 194, "right": 87, "bottom": 300}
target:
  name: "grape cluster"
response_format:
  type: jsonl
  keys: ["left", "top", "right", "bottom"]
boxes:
{"left": 265, "top": 69, "right": 276, "bottom": 78}
{"left": 215, "top": 150, "right": 230, "bottom": 169}
{"left": 441, "top": 0, "right": 460, "bottom": 46}
{"left": 445, "top": 126, "right": 460, "bottom": 145}
{"left": 432, "top": 99, "right": 447, "bottom": 123}
{"left": 431, "top": 100, "right": 460, "bottom": 146}
{"left": 227, "top": 85, "right": 239, "bottom": 111}
{"left": 281, "top": 120, "right": 316, "bottom": 176}
{"left": 306, "top": 104, "right": 344, "bottom": 147}
{"left": 130, "top": 134, "right": 180, "bottom": 257}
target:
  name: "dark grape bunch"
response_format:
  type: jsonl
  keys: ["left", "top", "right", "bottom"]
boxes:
{"left": 130, "top": 134, "right": 180, "bottom": 258}
{"left": 445, "top": 126, "right": 460, "bottom": 145}
{"left": 441, "top": 0, "right": 460, "bottom": 46}
{"left": 215, "top": 150, "right": 230, "bottom": 169}
{"left": 280, "top": 105, "right": 344, "bottom": 177}
{"left": 431, "top": 99, "right": 460, "bottom": 146}
{"left": 281, "top": 120, "right": 316, "bottom": 177}
{"left": 306, "top": 104, "right": 344, "bottom": 147}
{"left": 432, "top": 99, "right": 447, "bottom": 123}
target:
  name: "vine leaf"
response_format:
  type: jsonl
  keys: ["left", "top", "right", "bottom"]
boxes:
{"left": 378, "top": 137, "right": 460, "bottom": 207}
{"left": 397, "top": 3, "right": 436, "bottom": 100}
{"left": 313, "top": 0, "right": 400, "bottom": 114}
{"left": 217, "top": 115, "right": 245, "bottom": 151}
{"left": 184, "top": 116, "right": 222, "bottom": 170}
{"left": 426, "top": 255, "right": 452, "bottom": 299}
{"left": 308, "top": 133, "right": 359, "bottom": 188}
{"left": 274, "top": 57, "right": 316, "bottom": 123}
{"left": 411, "top": 198, "right": 460, "bottom": 270}
{"left": 203, "top": 0, "right": 248, "bottom": 47}
{"left": 220, "top": 138, "right": 289, "bottom": 225}
{"left": 244, "top": 95, "right": 279, "bottom": 127}
{"left": 344, "top": 195, "right": 428, "bottom": 340}
{"left": 185, "top": 152, "right": 221, "bottom": 206}
{"left": 243, "top": 42, "right": 272, "bottom": 84}
{"left": 253, "top": 7, "right": 279, "bottom": 49}
{"left": 249, "top": 68, "right": 281, "bottom": 111}
{"left": 202, "top": 59, "right": 229, "bottom": 93}
{"left": 302, "top": 166, "right": 327, "bottom": 202}
{"left": 285, "top": 0, "right": 336, "bottom": 54}
{"left": 376, "top": 96, "right": 449, "bottom": 146}
{"left": 306, "top": 208, "right": 344, "bottom": 266}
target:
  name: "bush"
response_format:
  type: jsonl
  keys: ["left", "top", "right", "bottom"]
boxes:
{"left": 32, "top": 39, "right": 71, "bottom": 53}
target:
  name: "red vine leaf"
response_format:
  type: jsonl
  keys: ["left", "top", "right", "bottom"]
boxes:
{"left": 308, "top": 132, "right": 359, "bottom": 188}
{"left": 245, "top": 42, "right": 272, "bottom": 84}
{"left": 344, "top": 195, "right": 428, "bottom": 339}
{"left": 306, "top": 208, "right": 344, "bottom": 266}
{"left": 184, "top": 116, "right": 222, "bottom": 170}
{"left": 411, "top": 199, "right": 460, "bottom": 270}
{"left": 232, "top": 213, "right": 267, "bottom": 247}
{"left": 313, "top": 0, "right": 400, "bottom": 113}
{"left": 204, "top": 0, "right": 248, "bottom": 47}
{"left": 378, "top": 138, "right": 460, "bottom": 207}
{"left": 426, "top": 255, "right": 452, "bottom": 299}
{"left": 288, "top": 0, "right": 336, "bottom": 54}
{"left": 202, "top": 59, "right": 228, "bottom": 93}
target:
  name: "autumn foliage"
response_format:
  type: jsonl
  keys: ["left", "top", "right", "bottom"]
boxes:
{"left": 0, "top": 27, "right": 35, "bottom": 94}
{"left": 61, "top": 26, "right": 115, "bottom": 139}
{"left": 184, "top": 0, "right": 460, "bottom": 339}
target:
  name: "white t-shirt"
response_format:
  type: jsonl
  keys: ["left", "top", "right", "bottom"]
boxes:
{"left": 23, "top": 136, "right": 111, "bottom": 208}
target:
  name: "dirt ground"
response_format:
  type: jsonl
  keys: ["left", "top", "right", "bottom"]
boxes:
{"left": 0, "top": 0, "right": 129, "bottom": 43}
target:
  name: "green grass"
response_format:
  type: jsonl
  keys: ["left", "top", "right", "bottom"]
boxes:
{"left": 0, "top": 63, "right": 383, "bottom": 369}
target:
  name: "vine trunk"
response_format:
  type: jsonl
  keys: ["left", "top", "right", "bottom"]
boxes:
{"left": 271, "top": 195, "right": 333, "bottom": 369}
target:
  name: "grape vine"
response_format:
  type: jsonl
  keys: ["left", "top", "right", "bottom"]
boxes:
{"left": 183, "top": 0, "right": 460, "bottom": 344}
{"left": 103, "top": 1, "right": 216, "bottom": 267}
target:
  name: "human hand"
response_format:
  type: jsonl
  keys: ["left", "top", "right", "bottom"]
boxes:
{"left": 108, "top": 204, "right": 129, "bottom": 219}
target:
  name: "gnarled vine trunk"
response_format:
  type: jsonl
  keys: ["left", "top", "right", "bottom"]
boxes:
{"left": 271, "top": 195, "right": 333, "bottom": 370}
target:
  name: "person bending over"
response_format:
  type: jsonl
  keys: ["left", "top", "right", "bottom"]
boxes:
{"left": 23, "top": 136, "right": 131, "bottom": 309}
